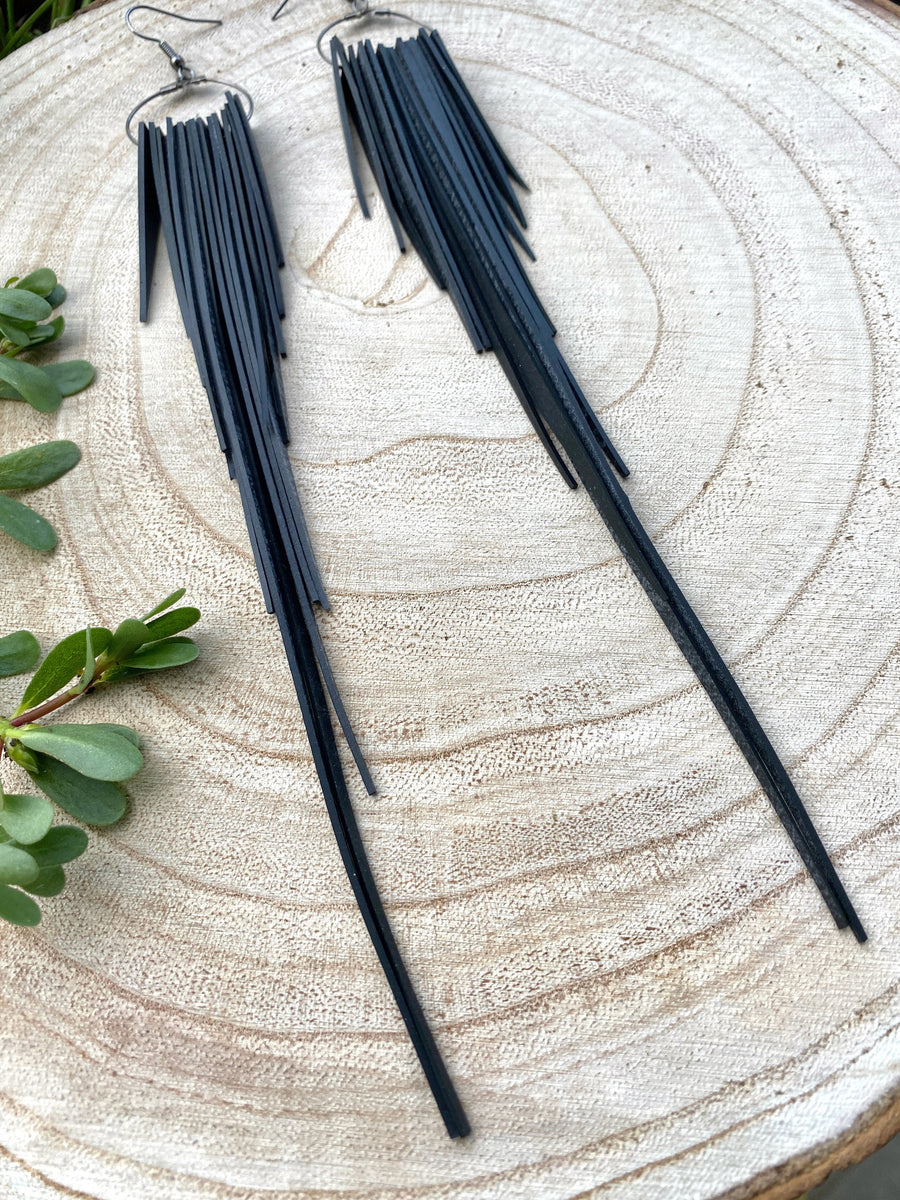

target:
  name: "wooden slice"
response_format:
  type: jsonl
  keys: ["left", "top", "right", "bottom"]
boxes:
{"left": 1, "top": 0, "right": 899, "bottom": 1196}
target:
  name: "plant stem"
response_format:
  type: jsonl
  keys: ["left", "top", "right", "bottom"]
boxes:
{"left": 7, "top": 661, "right": 105, "bottom": 728}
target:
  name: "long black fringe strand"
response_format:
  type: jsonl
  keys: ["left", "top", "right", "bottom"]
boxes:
{"left": 330, "top": 29, "right": 866, "bottom": 944}
{"left": 138, "top": 93, "right": 470, "bottom": 1139}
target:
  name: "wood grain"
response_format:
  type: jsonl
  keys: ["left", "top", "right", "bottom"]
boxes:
{"left": 1, "top": 0, "right": 899, "bottom": 1197}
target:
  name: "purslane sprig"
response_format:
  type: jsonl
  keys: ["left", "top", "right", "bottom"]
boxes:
{"left": 0, "top": 440, "right": 81, "bottom": 550}
{"left": 0, "top": 589, "right": 200, "bottom": 926}
{"left": 0, "top": 269, "right": 94, "bottom": 551}
{"left": 0, "top": 270, "right": 93, "bottom": 410}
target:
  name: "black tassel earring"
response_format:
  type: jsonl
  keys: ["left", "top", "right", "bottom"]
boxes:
{"left": 125, "top": 4, "right": 470, "bottom": 1140}
{"left": 300, "top": 2, "right": 867, "bottom": 943}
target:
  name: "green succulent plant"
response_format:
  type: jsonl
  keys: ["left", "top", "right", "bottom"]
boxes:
{"left": 0, "top": 589, "right": 200, "bottom": 926}
{"left": 0, "top": 268, "right": 94, "bottom": 551}
{"left": 0, "top": 439, "right": 81, "bottom": 550}
{"left": 0, "top": 270, "right": 93, "bottom": 409}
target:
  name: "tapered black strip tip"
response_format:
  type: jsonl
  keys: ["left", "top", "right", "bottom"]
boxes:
{"left": 332, "top": 37, "right": 371, "bottom": 219}
{"left": 608, "top": 443, "right": 630, "bottom": 478}
{"left": 138, "top": 121, "right": 161, "bottom": 323}
{"left": 847, "top": 909, "right": 868, "bottom": 943}
{"left": 446, "top": 1114, "right": 471, "bottom": 1139}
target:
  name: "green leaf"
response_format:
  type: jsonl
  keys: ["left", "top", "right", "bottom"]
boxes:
{"left": 0, "top": 287, "right": 52, "bottom": 323}
{"left": 0, "top": 493, "right": 56, "bottom": 551}
{"left": 0, "top": 885, "right": 41, "bottom": 926}
{"left": 14, "top": 269, "right": 57, "bottom": 296}
{"left": 28, "top": 825, "right": 88, "bottom": 866}
{"left": 0, "top": 630, "right": 40, "bottom": 677}
{"left": 144, "top": 607, "right": 200, "bottom": 641}
{"left": 23, "top": 865, "right": 65, "bottom": 897}
{"left": 140, "top": 588, "right": 187, "bottom": 621}
{"left": 89, "top": 724, "right": 140, "bottom": 746}
{"left": 28, "top": 754, "right": 125, "bottom": 826}
{"left": 0, "top": 318, "right": 33, "bottom": 346}
{"left": 18, "top": 724, "right": 143, "bottom": 782}
{"left": 96, "top": 666, "right": 140, "bottom": 683}
{"left": 71, "top": 627, "right": 94, "bottom": 697}
{"left": 19, "top": 626, "right": 112, "bottom": 711}
{"left": 44, "top": 284, "right": 66, "bottom": 309}
{"left": 0, "top": 356, "right": 62, "bottom": 412}
{"left": 106, "top": 618, "right": 151, "bottom": 663}
{"left": 0, "top": 311, "right": 34, "bottom": 330}
{"left": 0, "top": 794, "right": 54, "bottom": 844}
{"left": 0, "top": 440, "right": 80, "bottom": 491}
{"left": 121, "top": 636, "right": 198, "bottom": 672}
{"left": 27, "top": 316, "right": 65, "bottom": 347}
{"left": 0, "top": 843, "right": 38, "bottom": 886}
{"left": 41, "top": 360, "right": 93, "bottom": 397}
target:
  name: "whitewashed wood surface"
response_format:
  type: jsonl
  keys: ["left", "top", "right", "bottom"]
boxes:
{"left": 1, "top": 0, "right": 899, "bottom": 1196}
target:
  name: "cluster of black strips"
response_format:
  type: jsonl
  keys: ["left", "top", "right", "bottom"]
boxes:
{"left": 330, "top": 28, "right": 867, "bottom": 943}
{"left": 137, "top": 92, "right": 470, "bottom": 1139}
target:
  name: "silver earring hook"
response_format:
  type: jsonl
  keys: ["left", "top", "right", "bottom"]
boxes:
{"left": 125, "top": 5, "right": 221, "bottom": 74}
{"left": 271, "top": 0, "right": 429, "bottom": 63}
{"left": 124, "top": 5, "right": 253, "bottom": 145}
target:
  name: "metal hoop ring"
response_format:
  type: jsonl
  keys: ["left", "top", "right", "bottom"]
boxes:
{"left": 125, "top": 77, "right": 254, "bottom": 144}
{"left": 314, "top": 9, "right": 430, "bottom": 63}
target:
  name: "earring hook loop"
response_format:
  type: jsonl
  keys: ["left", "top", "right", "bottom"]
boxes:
{"left": 125, "top": 5, "right": 220, "bottom": 70}
{"left": 123, "top": 5, "right": 253, "bottom": 144}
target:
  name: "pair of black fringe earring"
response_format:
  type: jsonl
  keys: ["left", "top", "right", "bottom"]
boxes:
{"left": 127, "top": 1, "right": 865, "bottom": 1140}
